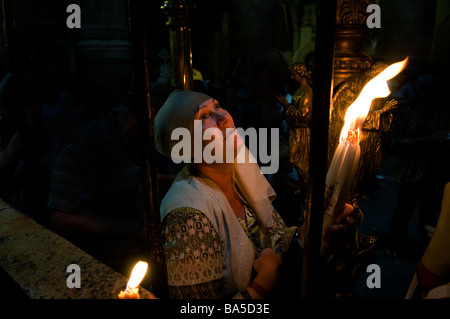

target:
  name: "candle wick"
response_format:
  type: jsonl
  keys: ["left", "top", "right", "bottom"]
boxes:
{"left": 342, "top": 129, "right": 360, "bottom": 145}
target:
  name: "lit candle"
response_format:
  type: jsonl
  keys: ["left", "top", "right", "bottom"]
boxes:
{"left": 322, "top": 57, "right": 408, "bottom": 252}
{"left": 118, "top": 261, "right": 148, "bottom": 299}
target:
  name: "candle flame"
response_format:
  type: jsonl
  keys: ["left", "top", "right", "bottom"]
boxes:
{"left": 126, "top": 261, "right": 148, "bottom": 290}
{"left": 339, "top": 57, "right": 408, "bottom": 142}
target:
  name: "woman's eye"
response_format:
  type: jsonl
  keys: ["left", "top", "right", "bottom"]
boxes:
{"left": 215, "top": 104, "right": 221, "bottom": 109}
{"left": 200, "top": 113, "right": 209, "bottom": 120}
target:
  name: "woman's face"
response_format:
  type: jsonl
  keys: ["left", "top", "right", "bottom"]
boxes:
{"left": 194, "top": 98, "right": 242, "bottom": 163}
{"left": 194, "top": 98, "right": 234, "bottom": 130}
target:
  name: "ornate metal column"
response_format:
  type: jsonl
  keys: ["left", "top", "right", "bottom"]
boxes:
{"left": 161, "top": 0, "right": 194, "bottom": 91}
{"left": 333, "top": 0, "right": 373, "bottom": 89}
{"left": 330, "top": 0, "right": 393, "bottom": 192}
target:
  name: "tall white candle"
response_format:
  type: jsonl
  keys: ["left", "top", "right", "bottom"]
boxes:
{"left": 321, "top": 57, "right": 408, "bottom": 253}
{"left": 323, "top": 129, "right": 361, "bottom": 232}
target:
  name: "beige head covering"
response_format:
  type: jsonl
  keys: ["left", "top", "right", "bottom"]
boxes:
{"left": 154, "top": 89, "right": 211, "bottom": 158}
{"left": 154, "top": 90, "right": 275, "bottom": 228}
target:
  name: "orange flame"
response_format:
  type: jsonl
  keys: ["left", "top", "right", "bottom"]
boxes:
{"left": 339, "top": 57, "right": 409, "bottom": 142}
{"left": 126, "top": 261, "right": 148, "bottom": 290}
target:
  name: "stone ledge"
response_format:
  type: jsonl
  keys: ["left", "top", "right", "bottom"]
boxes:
{"left": 0, "top": 198, "right": 155, "bottom": 299}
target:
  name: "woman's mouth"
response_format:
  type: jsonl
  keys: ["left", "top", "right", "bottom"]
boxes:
{"left": 223, "top": 128, "right": 236, "bottom": 140}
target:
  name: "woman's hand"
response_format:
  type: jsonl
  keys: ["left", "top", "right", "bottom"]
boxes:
{"left": 248, "top": 248, "right": 283, "bottom": 298}
{"left": 253, "top": 248, "right": 283, "bottom": 274}
{"left": 323, "top": 203, "right": 355, "bottom": 248}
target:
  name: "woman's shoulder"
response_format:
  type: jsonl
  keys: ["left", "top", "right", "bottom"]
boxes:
{"left": 163, "top": 206, "right": 208, "bottom": 224}
{"left": 160, "top": 168, "right": 219, "bottom": 221}
{"left": 162, "top": 171, "right": 209, "bottom": 204}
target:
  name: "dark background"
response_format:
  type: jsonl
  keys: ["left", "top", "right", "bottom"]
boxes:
{"left": 0, "top": 0, "right": 449, "bottom": 299}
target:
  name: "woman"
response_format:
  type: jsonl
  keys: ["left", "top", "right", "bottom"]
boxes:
{"left": 416, "top": 182, "right": 450, "bottom": 297}
{"left": 154, "top": 90, "right": 353, "bottom": 299}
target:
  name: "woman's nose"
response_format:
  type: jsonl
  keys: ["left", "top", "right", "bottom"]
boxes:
{"left": 213, "top": 111, "right": 228, "bottom": 127}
